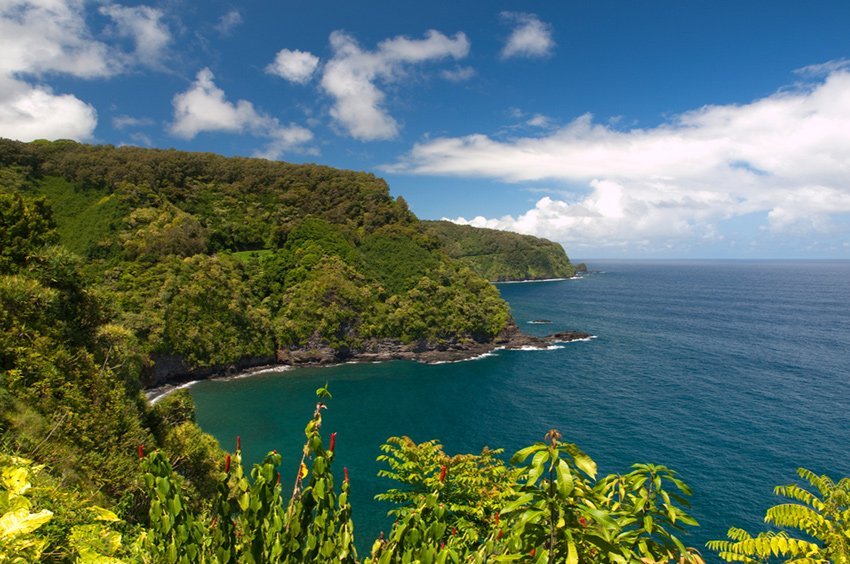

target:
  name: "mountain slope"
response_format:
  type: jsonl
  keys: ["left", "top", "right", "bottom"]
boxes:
{"left": 424, "top": 220, "right": 580, "bottom": 281}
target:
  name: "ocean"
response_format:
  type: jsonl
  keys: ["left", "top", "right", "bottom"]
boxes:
{"left": 190, "top": 260, "right": 850, "bottom": 559}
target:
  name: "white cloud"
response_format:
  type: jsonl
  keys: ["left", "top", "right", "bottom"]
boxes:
{"left": 100, "top": 4, "right": 172, "bottom": 68}
{"left": 266, "top": 49, "right": 320, "bottom": 84}
{"left": 441, "top": 65, "right": 476, "bottom": 82}
{"left": 0, "top": 0, "right": 173, "bottom": 142}
{"left": 113, "top": 114, "right": 154, "bottom": 129}
{"left": 320, "top": 29, "right": 470, "bottom": 140}
{"left": 500, "top": 12, "right": 555, "bottom": 60}
{"left": 0, "top": 0, "right": 113, "bottom": 141}
{"left": 0, "top": 76, "right": 97, "bottom": 141}
{"left": 170, "top": 68, "right": 268, "bottom": 138}
{"left": 526, "top": 113, "right": 551, "bottom": 128}
{"left": 254, "top": 125, "right": 316, "bottom": 160}
{"left": 0, "top": 0, "right": 115, "bottom": 78}
{"left": 794, "top": 59, "right": 850, "bottom": 78}
{"left": 169, "top": 68, "right": 313, "bottom": 159}
{"left": 215, "top": 9, "right": 243, "bottom": 35}
{"left": 390, "top": 70, "right": 850, "bottom": 251}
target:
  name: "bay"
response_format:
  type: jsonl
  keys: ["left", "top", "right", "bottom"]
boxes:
{"left": 191, "top": 259, "right": 850, "bottom": 559}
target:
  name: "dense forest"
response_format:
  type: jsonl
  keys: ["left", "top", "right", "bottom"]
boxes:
{"left": 2, "top": 138, "right": 847, "bottom": 562}
{"left": 0, "top": 139, "right": 523, "bottom": 382}
{"left": 424, "top": 221, "right": 584, "bottom": 282}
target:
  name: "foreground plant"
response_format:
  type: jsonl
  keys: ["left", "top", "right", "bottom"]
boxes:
{"left": 373, "top": 429, "right": 703, "bottom": 563}
{"left": 136, "top": 384, "right": 355, "bottom": 563}
{"left": 708, "top": 467, "right": 850, "bottom": 563}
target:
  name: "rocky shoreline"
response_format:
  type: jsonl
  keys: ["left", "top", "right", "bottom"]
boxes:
{"left": 144, "top": 323, "right": 592, "bottom": 401}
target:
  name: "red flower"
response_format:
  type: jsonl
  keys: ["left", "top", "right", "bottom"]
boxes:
{"left": 439, "top": 465, "right": 447, "bottom": 483}
{"left": 343, "top": 467, "right": 350, "bottom": 483}
{"left": 329, "top": 432, "right": 337, "bottom": 453}
{"left": 451, "top": 527, "right": 457, "bottom": 536}
{"left": 494, "top": 513, "right": 500, "bottom": 525}
{"left": 137, "top": 444, "right": 144, "bottom": 459}
{"left": 530, "top": 548, "right": 536, "bottom": 557}
{"left": 276, "top": 472, "right": 281, "bottom": 485}
{"left": 225, "top": 454, "right": 231, "bottom": 473}
{"left": 579, "top": 516, "right": 588, "bottom": 528}
{"left": 236, "top": 435, "right": 241, "bottom": 451}
{"left": 497, "top": 529, "right": 503, "bottom": 539}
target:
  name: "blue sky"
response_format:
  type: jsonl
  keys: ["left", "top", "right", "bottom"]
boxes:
{"left": 3, "top": 1, "right": 850, "bottom": 258}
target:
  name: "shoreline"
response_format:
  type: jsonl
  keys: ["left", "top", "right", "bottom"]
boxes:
{"left": 144, "top": 328, "right": 593, "bottom": 403}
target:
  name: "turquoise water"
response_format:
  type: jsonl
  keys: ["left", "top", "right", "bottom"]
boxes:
{"left": 191, "top": 260, "right": 850, "bottom": 559}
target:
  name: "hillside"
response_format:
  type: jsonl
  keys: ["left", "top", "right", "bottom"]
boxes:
{"left": 0, "top": 139, "right": 517, "bottom": 383}
{"left": 425, "top": 220, "right": 581, "bottom": 281}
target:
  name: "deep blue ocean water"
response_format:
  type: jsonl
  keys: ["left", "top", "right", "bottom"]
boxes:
{"left": 190, "top": 260, "right": 850, "bottom": 560}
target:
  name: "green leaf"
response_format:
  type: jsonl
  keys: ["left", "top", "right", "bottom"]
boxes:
{"left": 510, "top": 444, "right": 544, "bottom": 465}
{"left": 556, "top": 459, "right": 574, "bottom": 499}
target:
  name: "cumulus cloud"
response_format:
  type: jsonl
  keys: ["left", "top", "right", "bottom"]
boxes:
{"left": 99, "top": 4, "right": 171, "bottom": 68}
{"left": 0, "top": 0, "right": 174, "bottom": 142}
{"left": 0, "top": 0, "right": 115, "bottom": 78}
{"left": 0, "top": 0, "right": 113, "bottom": 141}
{"left": 0, "top": 76, "right": 97, "bottom": 141}
{"left": 320, "top": 29, "right": 470, "bottom": 140}
{"left": 170, "top": 68, "right": 313, "bottom": 158}
{"left": 500, "top": 12, "right": 555, "bottom": 59}
{"left": 266, "top": 49, "right": 320, "bottom": 84}
{"left": 389, "top": 70, "right": 850, "bottom": 251}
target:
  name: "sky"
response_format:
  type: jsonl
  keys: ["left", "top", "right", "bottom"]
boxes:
{"left": 3, "top": 1, "right": 850, "bottom": 258}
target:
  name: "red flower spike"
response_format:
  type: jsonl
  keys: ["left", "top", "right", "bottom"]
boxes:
{"left": 137, "top": 444, "right": 144, "bottom": 459}
{"left": 579, "top": 516, "right": 588, "bottom": 528}
{"left": 494, "top": 513, "right": 500, "bottom": 525}
{"left": 451, "top": 527, "right": 457, "bottom": 536}
{"left": 440, "top": 542, "right": 445, "bottom": 550}
{"left": 497, "top": 529, "right": 503, "bottom": 540}
{"left": 439, "top": 465, "right": 447, "bottom": 483}
{"left": 329, "top": 432, "right": 337, "bottom": 453}
{"left": 225, "top": 454, "right": 231, "bottom": 473}
{"left": 276, "top": 472, "right": 281, "bottom": 485}
{"left": 530, "top": 548, "right": 536, "bottom": 557}
{"left": 211, "top": 516, "right": 218, "bottom": 528}
{"left": 236, "top": 435, "right": 241, "bottom": 451}
{"left": 343, "top": 467, "right": 350, "bottom": 483}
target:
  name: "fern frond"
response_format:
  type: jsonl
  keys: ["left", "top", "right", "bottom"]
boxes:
{"left": 797, "top": 468, "right": 834, "bottom": 498}
{"left": 774, "top": 484, "right": 825, "bottom": 511}
{"left": 765, "top": 503, "right": 824, "bottom": 536}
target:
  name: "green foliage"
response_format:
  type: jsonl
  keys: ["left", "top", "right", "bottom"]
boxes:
{"left": 376, "top": 436, "right": 518, "bottom": 539}
{"left": 0, "top": 192, "right": 57, "bottom": 274}
{"left": 121, "top": 205, "right": 208, "bottom": 260}
{"left": 370, "top": 430, "right": 703, "bottom": 563}
{"left": 136, "top": 387, "right": 357, "bottom": 562}
{"left": 27, "top": 175, "right": 127, "bottom": 257}
{"left": 709, "top": 467, "right": 850, "bottom": 563}
{"left": 159, "top": 255, "right": 272, "bottom": 367}
{"left": 0, "top": 453, "right": 130, "bottom": 563}
{"left": 386, "top": 263, "right": 512, "bottom": 343}
{"left": 425, "top": 220, "right": 576, "bottom": 282}
{"left": 358, "top": 226, "right": 442, "bottom": 295}
{"left": 273, "top": 255, "right": 381, "bottom": 349}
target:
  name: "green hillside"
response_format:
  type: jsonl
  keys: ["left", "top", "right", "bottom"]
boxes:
{"left": 425, "top": 220, "right": 578, "bottom": 281}
{"left": 0, "top": 139, "right": 511, "bottom": 381}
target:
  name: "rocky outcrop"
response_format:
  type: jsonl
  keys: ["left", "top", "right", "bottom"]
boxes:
{"left": 144, "top": 322, "right": 592, "bottom": 399}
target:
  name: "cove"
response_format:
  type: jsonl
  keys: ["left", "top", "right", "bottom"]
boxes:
{"left": 191, "top": 260, "right": 850, "bottom": 559}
